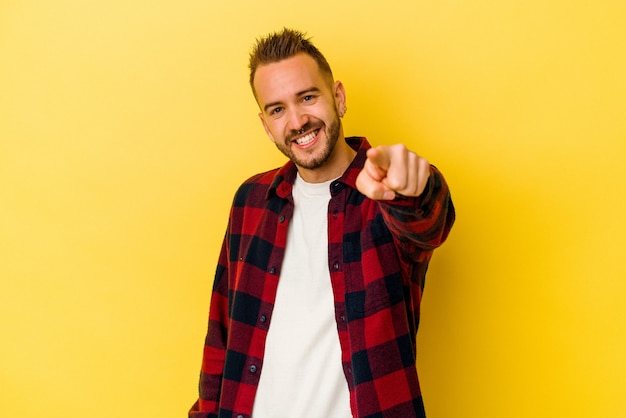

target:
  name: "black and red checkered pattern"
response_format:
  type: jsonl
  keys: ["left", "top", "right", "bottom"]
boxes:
{"left": 190, "top": 137, "right": 455, "bottom": 418}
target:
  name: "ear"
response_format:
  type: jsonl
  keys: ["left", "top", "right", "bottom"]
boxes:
{"left": 258, "top": 113, "right": 276, "bottom": 143}
{"left": 333, "top": 80, "right": 347, "bottom": 117}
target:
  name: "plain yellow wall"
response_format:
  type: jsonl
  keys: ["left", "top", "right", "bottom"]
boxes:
{"left": 1, "top": 1, "right": 625, "bottom": 417}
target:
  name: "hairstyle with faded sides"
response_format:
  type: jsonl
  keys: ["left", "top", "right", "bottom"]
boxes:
{"left": 248, "top": 28, "right": 334, "bottom": 94}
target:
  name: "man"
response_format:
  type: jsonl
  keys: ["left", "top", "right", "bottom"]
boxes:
{"left": 189, "top": 28, "right": 455, "bottom": 418}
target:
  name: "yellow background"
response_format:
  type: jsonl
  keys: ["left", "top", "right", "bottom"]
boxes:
{"left": 1, "top": 1, "right": 625, "bottom": 417}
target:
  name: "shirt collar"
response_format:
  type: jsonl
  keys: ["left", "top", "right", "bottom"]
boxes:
{"left": 268, "top": 136, "right": 371, "bottom": 200}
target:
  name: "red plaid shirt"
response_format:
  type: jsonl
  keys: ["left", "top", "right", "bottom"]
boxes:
{"left": 190, "top": 137, "right": 455, "bottom": 418}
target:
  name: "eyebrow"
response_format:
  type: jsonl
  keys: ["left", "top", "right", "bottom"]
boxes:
{"left": 263, "top": 87, "right": 322, "bottom": 113}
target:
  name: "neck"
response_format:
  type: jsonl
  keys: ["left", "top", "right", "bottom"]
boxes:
{"left": 297, "top": 137, "right": 356, "bottom": 183}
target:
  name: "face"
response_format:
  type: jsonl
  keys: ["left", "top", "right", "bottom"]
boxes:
{"left": 253, "top": 53, "right": 347, "bottom": 174}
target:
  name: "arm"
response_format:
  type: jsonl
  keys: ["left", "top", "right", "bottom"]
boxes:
{"left": 189, "top": 237, "right": 230, "bottom": 418}
{"left": 378, "top": 166, "right": 454, "bottom": 259}
{"left": 356, "top": 144, "right": 455, "bottom": 259}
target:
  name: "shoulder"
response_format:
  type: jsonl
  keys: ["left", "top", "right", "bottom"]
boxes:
{"left": 232, "top": 167, "right": 282, "bottom": 207}
{"left": 241, "top": 168, "right": 281, "bottom": 187}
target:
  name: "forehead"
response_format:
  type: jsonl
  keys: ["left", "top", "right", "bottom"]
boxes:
{"left": 253, "top": 53, "right": 329, "bottom": 105}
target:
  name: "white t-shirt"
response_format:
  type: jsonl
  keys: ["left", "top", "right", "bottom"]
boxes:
{"left": 252, "top": 174, "right": 352, "bottom": 418}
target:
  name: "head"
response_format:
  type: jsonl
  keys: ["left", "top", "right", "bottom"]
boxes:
{"left": 248, "top": 28, "right": 351, "bottom": 182}
{"left": 249, "top": 28, "right": 334, "bottom": 97}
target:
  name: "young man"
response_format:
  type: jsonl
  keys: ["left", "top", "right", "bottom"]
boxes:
{"left": 189, "top": 28, "right": 455, "bottom": 418}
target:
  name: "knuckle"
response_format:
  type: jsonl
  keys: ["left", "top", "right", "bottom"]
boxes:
{"left": 387, "top": 176, "right": 407, "bottom": 191}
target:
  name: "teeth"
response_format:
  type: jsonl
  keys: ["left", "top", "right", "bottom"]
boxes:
{"left": 295, "top": 131, "right": 316, "bottom": 145}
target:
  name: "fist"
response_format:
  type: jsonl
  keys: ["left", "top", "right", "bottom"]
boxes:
{"left": 356, "top": 144, "right": 430, "bottom": 200}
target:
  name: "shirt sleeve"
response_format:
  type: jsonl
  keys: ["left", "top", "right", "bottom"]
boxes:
{"left": 378, "top": 165, "right": 455, "bottom": 262}
{"left": 188, "top": 232, "right": 230, "bottom": 417}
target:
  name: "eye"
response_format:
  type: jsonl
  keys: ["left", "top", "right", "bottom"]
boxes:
{"left": 269, "top": 106, "right": 283, "bottom": 115}
{"left": 302, "top": 94, "right": 318, "bottom": 104}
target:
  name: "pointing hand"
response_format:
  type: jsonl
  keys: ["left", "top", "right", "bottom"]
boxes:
{"left": 356, "top": 144, "right": 430, "bottom": 200}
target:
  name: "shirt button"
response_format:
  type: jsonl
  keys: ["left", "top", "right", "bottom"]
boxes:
{"left": 279, "top": 215, "right": 285, "bottom": 223}
{"left": 249, "top": 365, "right": 257, "bottom": 373}
{"left": 260, "top": 315, "right": 267, "bottom": 323}
{"left": 269, "top": 267, "right": 276, "bottom": 275}
{"left": 333, "top": 262, "right": 340, "bottom": 271}
{"left": 340, "top": 314, "right": 345, "bottom": 322}
{"left": 236, "top": 415, "right": 244, "bottom": 418}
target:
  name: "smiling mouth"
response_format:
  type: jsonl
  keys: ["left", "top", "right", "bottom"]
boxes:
{"left": 294, "top": 129, "right": 319, "bottom": 146}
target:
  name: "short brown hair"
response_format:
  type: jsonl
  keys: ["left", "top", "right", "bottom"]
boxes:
{"left": 248, "top": 28, "right": 334, "bottom": 91}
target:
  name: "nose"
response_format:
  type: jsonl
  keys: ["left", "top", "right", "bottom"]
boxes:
{"left": 286, "top": 107, "right": 309, "bottom": 134}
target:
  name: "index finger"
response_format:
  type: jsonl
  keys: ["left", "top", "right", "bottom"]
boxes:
{"left": 366, "top": 146, "right": 391, "bottom": 170}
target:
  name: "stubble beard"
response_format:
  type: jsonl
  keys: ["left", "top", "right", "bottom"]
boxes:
{"left": 275, "top": 112, "right": 341, "bottom": 170}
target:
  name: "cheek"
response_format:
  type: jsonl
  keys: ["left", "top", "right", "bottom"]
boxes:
{"left": 266, "top": 121, "right": 287, "bottom": 142}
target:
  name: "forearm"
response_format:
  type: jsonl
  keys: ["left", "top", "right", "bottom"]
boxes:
{"left": 190, "top": 244, "right": 230, "bottom": 416}
{"left": 378, "top": 165, "right": 455, "bottom": 258}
